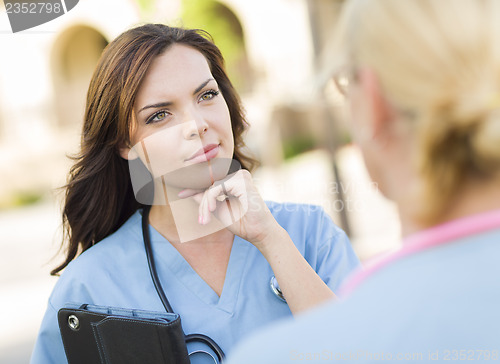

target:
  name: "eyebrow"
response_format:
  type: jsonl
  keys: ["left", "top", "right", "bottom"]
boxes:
{"left": 138, "top": 78, "right": 215, "bottom": 114}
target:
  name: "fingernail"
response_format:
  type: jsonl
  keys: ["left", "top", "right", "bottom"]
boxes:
{"left": 199, "top": 215, "right": 204, "bottom": 225}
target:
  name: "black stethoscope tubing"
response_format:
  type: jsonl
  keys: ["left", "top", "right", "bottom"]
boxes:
{"left": 142, "top": 205, "right": 226, "bottom": 362}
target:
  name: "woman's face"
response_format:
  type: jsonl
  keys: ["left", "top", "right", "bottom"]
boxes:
{"left": 122, "top": 44, "right": 235, "bottom": 189}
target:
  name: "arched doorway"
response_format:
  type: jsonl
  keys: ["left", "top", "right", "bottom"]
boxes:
{"left": 51, "top": 25, "right": 108, "bottom": 128}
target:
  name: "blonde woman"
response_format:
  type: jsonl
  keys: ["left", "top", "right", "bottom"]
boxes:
{"left": 226, "top": 0, "right": 500, "bottom": 362}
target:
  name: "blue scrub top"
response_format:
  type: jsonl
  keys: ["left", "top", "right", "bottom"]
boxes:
{"left": 30, "top": 201, "right": 361, "bottom": 364}
{"left": 225, "top": 223, "right": 500, "bottom": 363}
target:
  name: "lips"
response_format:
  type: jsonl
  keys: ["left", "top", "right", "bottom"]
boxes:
{"left": 186, "top": 144, "right": 220, "bottom": 163}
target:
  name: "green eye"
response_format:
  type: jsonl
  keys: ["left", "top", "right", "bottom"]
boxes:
{"left": 199, "top": 90, "right": 220, "bottom": 102}
{"left": 155, "top": 112, "right": 166, "bottom": 120}
{"left": 146, "top": 111, "right": 169, "bottom": 124}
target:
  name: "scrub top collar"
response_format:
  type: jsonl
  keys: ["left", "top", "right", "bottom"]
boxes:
{"left": 146, "top": 221, "right": 251, "bottom": 315}
{"left": 340, "top": 208, "right": 500, "bottom": 297}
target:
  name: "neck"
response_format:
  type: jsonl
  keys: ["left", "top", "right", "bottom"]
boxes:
{"left": 148, "top": 182, "right": 230, "bottom": 244}
{"left": 399, "top": 175, "right": 500, "bottom": 237}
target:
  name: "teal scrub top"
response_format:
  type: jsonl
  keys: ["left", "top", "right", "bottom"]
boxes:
{"left": 30, "top": 202, "right": 361, "bottom": 363}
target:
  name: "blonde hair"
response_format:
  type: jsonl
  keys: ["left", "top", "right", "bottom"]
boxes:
{"left": 331, "top": 0, "right": 500, "bottom": 224}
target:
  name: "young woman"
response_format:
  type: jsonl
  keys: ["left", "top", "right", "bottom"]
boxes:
{"left": 30, "top": 24, "right": 360, "bottom": 363}
{"left": 225, "top": 0, "right": 500, "bottom": 362}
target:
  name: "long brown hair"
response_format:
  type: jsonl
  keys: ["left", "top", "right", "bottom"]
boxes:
{"left": 52, "top": 24, "right": 258, "bottom": 275}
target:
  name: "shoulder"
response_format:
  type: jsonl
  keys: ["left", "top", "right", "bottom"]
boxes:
{"left": 265, "top": 201, "right": 348, "bottom": 248}
{"left": 264, "top": 201, "right": 360, "bottom": 284}
{"left": 343, "top": 226, "right": 500, "bottom": 297}
{"left": 66, "top": 210, "right": 142, "bottom": 272}
{"left": 266, "top": 201, "right": 342, "bottom": 235}
{"left": 48, "top": 210, "right": 143, "bottom": 307}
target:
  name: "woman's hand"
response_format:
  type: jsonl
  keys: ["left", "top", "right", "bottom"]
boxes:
{"left": 178, "top": 168, "right": 336, "bottom": 314}
{"left": 178, "top": 169, "right": 281, "bottom": 249}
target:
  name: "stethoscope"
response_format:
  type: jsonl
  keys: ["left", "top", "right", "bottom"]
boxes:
{"left": 270, "top": 276, "right": 286, "bottom": 302}
{"left": 142, "top": 205, "right": 287, "bottom": 362}
{"left": 142, "top": 204, "right": 226, "bottom": 362}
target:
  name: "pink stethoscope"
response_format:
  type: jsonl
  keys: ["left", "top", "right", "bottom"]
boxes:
{"left": 339, "top": 208, "right": 500, "bottom": 297}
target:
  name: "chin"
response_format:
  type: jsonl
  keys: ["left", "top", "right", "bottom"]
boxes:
{"left": 163, "top": 157, "right": 236, "bottom": 190}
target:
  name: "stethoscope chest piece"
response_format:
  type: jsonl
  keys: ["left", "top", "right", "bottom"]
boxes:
{"left": 270, "top": 275, "right": 286, "bottom": 302}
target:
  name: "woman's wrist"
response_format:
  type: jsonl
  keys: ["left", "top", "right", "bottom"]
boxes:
{"left": 251, "top": 223, "right": 291, "bottom": 257}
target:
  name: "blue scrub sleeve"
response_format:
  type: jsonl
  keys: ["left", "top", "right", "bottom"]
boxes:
{"left": 306, "top": 208, "right": 361, "bottom": 293}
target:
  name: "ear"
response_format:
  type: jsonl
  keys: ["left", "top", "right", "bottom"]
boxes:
{"left": 358, "top": 68, "right": 395, "bottom": 140}
{"left": 119, "top": 144, "right": 139, "bottom": 160}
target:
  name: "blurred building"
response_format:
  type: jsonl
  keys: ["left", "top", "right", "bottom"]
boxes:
{"left": 0, "top": 0, "right": 140, "bottom": 206}
{"left": 0, "top": 0, "right": 347, "bottom": 206}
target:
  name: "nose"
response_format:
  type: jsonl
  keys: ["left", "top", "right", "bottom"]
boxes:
{"left": 182, "top": 111, "right": 209, "bottom": 140}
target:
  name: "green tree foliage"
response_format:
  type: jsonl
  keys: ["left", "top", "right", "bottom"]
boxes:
{"left": 136, "top": 0, "right": 156, "bottom": 17}
{"left": 181, "top": 0, "right": 250, "bottom": 92}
